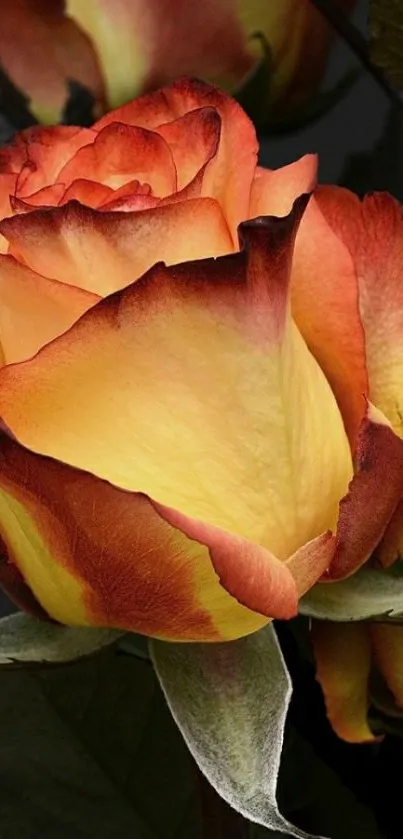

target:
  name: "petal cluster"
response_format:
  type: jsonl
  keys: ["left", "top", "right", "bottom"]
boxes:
{"left": 0, "top": 79, "right": 401, "bottom": 655}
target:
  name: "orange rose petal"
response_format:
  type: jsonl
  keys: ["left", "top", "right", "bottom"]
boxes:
{"left": 58, "top": 177, "right": 157, "bottom": 212}
{"left": 58, "top": 122, "right": 177, "bottom": 198}
{"left": 0, "top": 0, "right": 104, "bottom": 123}
{"left": 0, "top": 200, "right": 351, "bottom": 574}
{"left": 292, "top": 192, "right": 368, "bottom": 446}
{"left": 13, "top": 126, "right": 96, "bottom": 199}
{"left": 0, "top": 255, "right": 100, "bottom": 365}
{"left": 284, "top": 531, "right": 336, "bottom": 596}
{"left": 328, "top": 406, "right": 403, "bottom": 581}
{"left": 0, "top": 430, "right": 293, "bottom": 641}
{"left": 0, "top": 173, "right": 17, "bottom": 234}
{"left": 156, "top": 107, "right": 221, "bottom": 191}
{"left": 316, "top": 188, "right": 403, "bottom": 439}
{"left": 99, "top": 193, "right": 159, "bottom": 213}
{"left": 249, "top": 155, "right": 317, "bottom": 218}
{"left": 95, "top": 78, "right": 258, "bottom": 240}
{"left": 153, "top": 501, "right": 336, "bottom": 607}
{"left": 370, "top": 624, "right": 403, "bottom": 708}
{"left": 12, "top": 183, "right": 67, "bottom": 211}
{"left": 311, "top": 620, "right": 375, "bottom": 743}
{"left": 0, "top": 197, "right": 234, "bottom": 295}
{"left": 0, "top": 143, "right": 26, "bottom": 176}
{"left": 58, "top": 179, "right": 114, "bottom": 208}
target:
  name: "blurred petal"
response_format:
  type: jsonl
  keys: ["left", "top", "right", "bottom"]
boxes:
{"left": 249, "top": 155, "right": 317, "bottom": 218}
{"left": 292, "top": 192, "right": 368, "bottom": 445}
{"left": 0, "top": 613, "right": 121, "bottom": 664}
{"left": 328, "top": 405, "right": 403, "bottom": 580}
{"left": 370, "top": 624, "right": 403, "bottom": 708}
{"left": 0, "top": 430, "right": 296, "bottom": 640}
{"left": 311, "top": 621, "right": 374, "bottom": 743}
{"left": 241, "top": 0, "right": 355, "bottom": 117}
{"left": 301, "top": 566, "right": 403, "bottom": 622}
{"left": 0, "top": 201, "right": 351, "bottom": 567}
{"left": 67, "top": 0, "right": 252, "bottom": 108}
{"left": 315, "top": 188, "right": 403, "bottom": 439}
{"left": 0, "top": 198, "right": 233, "bottom": 295}
{"left": 57, "top": 122, "right": 177, "bottom": 197}
{"left": 93, "top": 78, "right": 258, "bottom": 240}
{"left": 0, "top": 1, "right": 104, "bottom": 123}
{"left": 0, "top": 255, "right": 99, "bottom": 364}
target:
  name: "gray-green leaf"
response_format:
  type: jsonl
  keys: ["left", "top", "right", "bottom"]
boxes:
{"left": 300, "top": 567, "right": 403, "bottom": 622}
{"left": 0, "top": 612, "right": 123, "bottom": 664}
{"left": 151, "top": 624, "right": 326, "bottom": 839}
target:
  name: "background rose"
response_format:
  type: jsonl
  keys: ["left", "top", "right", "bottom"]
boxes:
{"left": 0, "top": 79, "right": 397, "bottom": 645}
{"left": 312, "top": 620, "right": 403, "bottom": 743}
{"left": 0, "top": 0, "right": 355, "bottom": 124}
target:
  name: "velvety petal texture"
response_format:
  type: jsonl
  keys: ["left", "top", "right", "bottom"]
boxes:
{"left": 249, "top": 154, "right": 317, "bottom": 219}
{"left": 0, "top": 205, "right": 353, "bottom": 639}
{"left": 0, "top": 255, "right": 99, "bottom": 365}
{"left": 0, "top": 199, "right": 234, "bottom": 296}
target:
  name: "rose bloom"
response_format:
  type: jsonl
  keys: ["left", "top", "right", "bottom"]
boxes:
{"left": 0, "top": 80, "right": 402, "bottom": 746}
{"left": 0, "top": 0, "right": 355, "bottom": 123}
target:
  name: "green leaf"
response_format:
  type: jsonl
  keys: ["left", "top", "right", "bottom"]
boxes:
{"left": 370, "top": 0, "right": 403, "bottom": 89}
{"left": 0, "top": 648, "right": 201, "bottom": 837}
{"left": 300, "top": 567, "right": 403, "bottom": 623}
{"left": 0, "top": 612, "right": 123, "bottom": 664}
{"left": 151, "top": 625, "right": 324, "bottom": 839}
